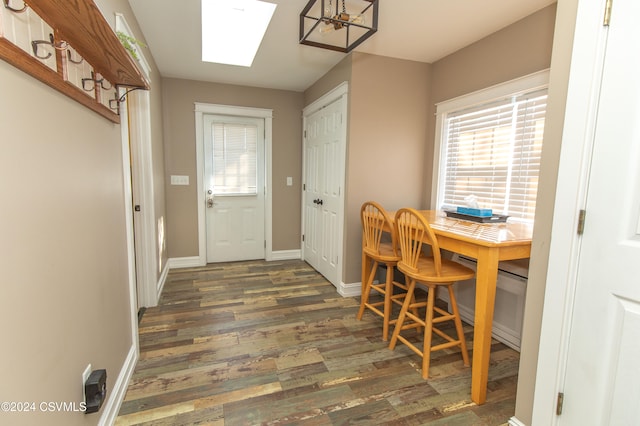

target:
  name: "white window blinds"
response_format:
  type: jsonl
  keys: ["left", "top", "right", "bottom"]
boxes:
{"left": 439, "top": 88, "right": 547, "bottom": 223}
{"left": 212, "top": 122, "right": 258, "bottom": 195}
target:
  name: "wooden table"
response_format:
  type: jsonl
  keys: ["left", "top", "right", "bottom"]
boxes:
{"left": 363, "top": 210, "right": 532, "bottom": 405}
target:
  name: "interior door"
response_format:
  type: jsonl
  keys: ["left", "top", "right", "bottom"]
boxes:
{"left": 204, "top": 114, "right": 265, "bottom": 263}
{"left": 561, "top": 0, "right": 640, "bottom": 423}
{"left": 303, "top": 97, "right": 345, "bottom": 285}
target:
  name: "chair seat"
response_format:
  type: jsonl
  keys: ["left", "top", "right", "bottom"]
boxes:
{"left": 365, "top": 242, "right": 401, "bottom": 264}
{"left": 399, "top": 257, "right": 475, "bottom": 284}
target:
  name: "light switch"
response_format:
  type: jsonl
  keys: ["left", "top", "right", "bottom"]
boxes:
{"left": 170, "top": 175, "right": 189, "bottom": 185}
{"left": 286, "top": 177, "right": 293, "bottom": 186}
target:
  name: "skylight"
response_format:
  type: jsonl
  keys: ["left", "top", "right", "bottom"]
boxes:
{"left": 201, "top": 0, "right": 276, "bottom": 67}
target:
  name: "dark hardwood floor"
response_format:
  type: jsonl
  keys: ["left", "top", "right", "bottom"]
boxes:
{"left": 116, "top": 260, "right": 518, "bottom": 425}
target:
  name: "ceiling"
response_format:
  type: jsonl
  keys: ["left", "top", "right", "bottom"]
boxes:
{"left": 127, "top": 0, "right": 555, "bottom": 92}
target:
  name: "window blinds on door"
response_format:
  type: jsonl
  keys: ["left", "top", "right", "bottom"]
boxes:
{"left": 212, "top": 122, "right": 258, "bottom": 195}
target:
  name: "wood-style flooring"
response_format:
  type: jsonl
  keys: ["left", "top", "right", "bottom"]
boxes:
{"left": 116, "top": 260, "right": 519, "bottom": 425}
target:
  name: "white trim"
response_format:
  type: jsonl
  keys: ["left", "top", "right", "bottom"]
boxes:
{"left": 168, "top": 256, "right": 204, "bottom": 269}
{"left": 98, "top": 344, "right": 138, "bottom": 426}
{"left": 431, "top": 70, "right": 550, "bottom": 208}
{"left": 532, "top": 1, "right": 608, "bottom": 424}
{"left": 117, "top": 86, "right": 140, "bottom": 379}
{"left": 303, "top": 81, "right": 349, "bottom": 115}
{"left": 114, "top": 13, "right": 151, "bottom": 82}
{"left": 508, "top": 416, "right": 527, "bottom": 426}
{"left": 270, "top": 249, "right": 301, "bottom": 261}
{"left": 194, "top": 103, "right": 273, "bottom": 265}
{"left": 156, "top": 260, "right": 169, "bottom": 298}
{"left": 337, "top": 281, "right": 361, "bottom": 298}
{"left": 116, "top": 15, "right": 158, "bottom": 308}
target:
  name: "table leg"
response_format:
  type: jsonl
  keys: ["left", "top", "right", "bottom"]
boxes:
{"left": 471, "top": 246, "right": 500, "bottom": 405}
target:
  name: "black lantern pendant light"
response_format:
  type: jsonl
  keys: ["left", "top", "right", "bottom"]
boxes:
{"left": 299, "top": 0, "right": 379, "bottom": 53}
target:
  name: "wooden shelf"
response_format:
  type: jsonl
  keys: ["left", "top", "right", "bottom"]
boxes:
{"left": 0, "top": 0, "right": 149, "bottom": 123}
{"left": 26, "top": 0, "right": 149, "bottom": 90}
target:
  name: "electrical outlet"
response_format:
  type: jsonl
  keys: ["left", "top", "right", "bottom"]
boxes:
{"left": 82, "top": 364, "right": 92, "bottom": 403}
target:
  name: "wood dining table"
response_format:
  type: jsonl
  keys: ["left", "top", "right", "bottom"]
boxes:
{"left": 362, "top": 209, "right": 533, "bottom": 405}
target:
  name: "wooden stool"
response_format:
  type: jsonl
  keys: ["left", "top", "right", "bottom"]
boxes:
{"left": 357, "top": 201, "right": 409, "bottom": 341}
{"left": 389, "top": 208, "right": 475, "bottom": 379}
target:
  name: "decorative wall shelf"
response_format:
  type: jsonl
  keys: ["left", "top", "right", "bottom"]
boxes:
{"left": 0, "top": 0, "right": 149, "bottom": 123}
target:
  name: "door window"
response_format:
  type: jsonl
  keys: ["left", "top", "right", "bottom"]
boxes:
{"left": 211, "top": 122, "right": 258, "bottom": 195}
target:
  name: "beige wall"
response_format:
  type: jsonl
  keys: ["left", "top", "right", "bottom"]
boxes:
{"left": 344, "top": 53, "right": 431, "bottom": 284}
{"left": 427, "top": 4, "right": 557, "bottom": 206}
{"left": 0, "top": 50, "right": 132, "bottom": 426}
{"left": 0, "top": 1, "right": 167, "bottom": 423}
{"left": 162, "top": 79, "right": 304, "bottom": 256}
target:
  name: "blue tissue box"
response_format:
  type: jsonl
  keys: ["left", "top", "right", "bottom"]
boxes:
{"left": 456, "top": 207, "right": 493, "bottom": 217}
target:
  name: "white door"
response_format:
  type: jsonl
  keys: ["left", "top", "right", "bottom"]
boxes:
{"left": 204, "top": 114, "right": 265, "bottom": 262}
{"left": 561, "top": 0, "right": 640, "bottom": 423}
{"left": 302, "top": 95, "right": 346, "bottom": 286}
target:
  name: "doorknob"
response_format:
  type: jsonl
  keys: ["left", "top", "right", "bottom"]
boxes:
{"left": 207, "top": 197, "right": 215, "bottom": 208}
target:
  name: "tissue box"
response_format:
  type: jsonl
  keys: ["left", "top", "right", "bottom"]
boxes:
{"left": 456, "top": 207, "right": 493, "bottom": 217}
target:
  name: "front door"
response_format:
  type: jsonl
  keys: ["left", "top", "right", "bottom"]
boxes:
{"left": 204, "top": 114, "right": 265, "bottom": 263}
{"left": 562, "top": 0, "right": 640, "bottom": 422}
{"left": 302, "top": 95, "right": 346, "bottom": 286}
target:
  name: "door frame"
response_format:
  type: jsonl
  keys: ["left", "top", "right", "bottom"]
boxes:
{"left": 195, "top": 103, "right": 273, "bottom": 265}
{"left": 115, "top": 14, "right": 158, "bottom": 309}
{"left": 301, "top": 81, "right": 348, "bottom": 287}
{"left": 530, "top": 0, "right": 609, "bottom": 423}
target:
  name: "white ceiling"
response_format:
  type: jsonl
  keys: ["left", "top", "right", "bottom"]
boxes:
{"left": 127, "top": 0, "right": 555, "bottom": 92}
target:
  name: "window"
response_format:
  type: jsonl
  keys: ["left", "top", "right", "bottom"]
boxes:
{"left": 212, "top": 121, "right": 258, "bottom": 195}
{"left": 432, "top": 71, "right": 549, "bottom": 224}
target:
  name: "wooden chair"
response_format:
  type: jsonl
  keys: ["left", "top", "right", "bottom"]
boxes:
{"left": 357, "top": 201, "right": 409, "bottom": 340}
{"left": 389, "top": 208, "right": 475, "bottom": 379}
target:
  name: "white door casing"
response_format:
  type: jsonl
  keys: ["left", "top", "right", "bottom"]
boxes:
{"left": 115, "top": 14, "right": 158, "bottom": 309}
{"left": 302, "top": 82, "right": 347, "bottom": 287}
{"left": 533, "top": 0, "right": 640, "bottom": 424}
{"left": 204, "top": 114, "right": 265, "bottom": 262}
{"left": 195, "top": 103, "right": 273, "bottom": 266}
{"left": 559, "top": 0, "right": 640, "bottom": 422}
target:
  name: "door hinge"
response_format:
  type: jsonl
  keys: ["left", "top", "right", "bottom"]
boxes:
{"left": 603, "top": 0, "right": 613, "bottom": 26}
{"left": 556, "top": 392, "right": 564, "bottom": 415}
{"left": 577, "top": 209, "right": 586, "bottom": 235}
{"left": 303, "top": 183, "right": 306, "bottom": 191}
{"left": 304, "top": 130, "right": 307, "bottom": 138}
{"left": 302, "top": 234, "right": 305, "bottom": 242}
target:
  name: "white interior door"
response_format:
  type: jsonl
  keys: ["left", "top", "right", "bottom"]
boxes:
{"left": 204, "top": 114, "right": 265, "bottom": 263}
{"left": 302, "top": 93, "right": 346, "bottom": 286}
{"left": 561, "top": 0, "right": 640, "bottom": 422}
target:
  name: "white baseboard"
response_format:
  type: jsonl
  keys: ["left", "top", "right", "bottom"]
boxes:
{"left": 169, "top": 251, "right": 301, "bottom": 269}
{"left": 337, "top": 281, "right": 362, "bottom": 298}
{"left": 270, "top": 249, "right": 301, "bottom": 261}
{"left": 509, "top": 416, "right": 527, "bottom": 426}
{"left": 98, "top": 344, "right": 138, "bottom": 426}
{"left": 156, "top": 260, "right": 169, "bottom": 300}
{"left": 168, "top": 256, "right": 205, "bottom": 269}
